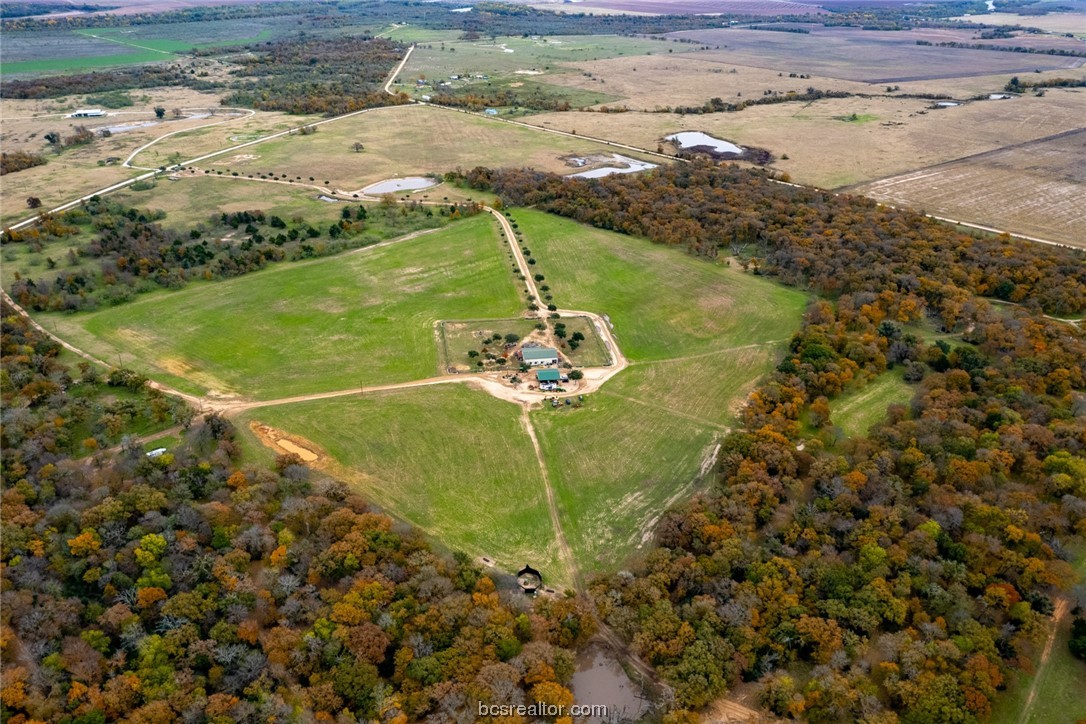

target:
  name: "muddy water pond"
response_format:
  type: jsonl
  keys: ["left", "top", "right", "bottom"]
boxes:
{"left": 571, "top": 644, "right": 648, "bottom": 722}
{"left": 362, "top": 176, "right": 438, "bottom": 194}
{"left": 665, "top": 131, "right": 743, "bottom": 155}
{"left": 568, "top": 154, "right": 657, "bottom": 179}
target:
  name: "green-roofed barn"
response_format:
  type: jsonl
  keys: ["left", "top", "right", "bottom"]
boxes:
{"left": 522, "top": 346, "right": 559, "bottom": 366}
{"left": 536, "top": 369, "right": 561, "bottom": 383}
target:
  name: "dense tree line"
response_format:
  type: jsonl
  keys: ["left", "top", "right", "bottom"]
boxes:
{"left": 459, "top": 160, "right": 1086, "bottom": 719}
{"left": 3, "top": 195, "right": 476, "bottom": 312}
{"left": 0, "top": 300, "right": 595, "bottom": 721}
{"left": 915, "top": 39, "right": 1086, "bottom": 57}
{"left": 455, "top": 161, "right": 1086, "bottom": 318}
{"left": 0, "top": 151, "right": 47, "bottom": 176}
{"left": 1005, "top": 75, "right": 1086, "bottom": 91}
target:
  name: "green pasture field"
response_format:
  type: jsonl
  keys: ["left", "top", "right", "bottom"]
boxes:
{"left": 236, "top": 385, "right": 566, "bottom": 582}
{"left": 831, "top": 370, "right": 914, "bottom": 439}
{"left": 46, "top": 214, "right": 521, "bottom": 399}
{"left": 513, "top": 208, "right": 808, "bottom": 361}
{"left": 531, "top": 388, "right": 717, "bottom": 573}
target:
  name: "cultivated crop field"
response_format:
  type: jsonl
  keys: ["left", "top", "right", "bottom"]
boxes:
{"left": 667, "top": 27, "right": 1081, "bottom": 83}
{"left": 855, "top": 129, "right": 1086, "bottom": 248}
{"left": 47, "top": 214, "right": 521, "bottom": 399}
{"left": 236, "top": 386, "right": 566, "bottom": 583}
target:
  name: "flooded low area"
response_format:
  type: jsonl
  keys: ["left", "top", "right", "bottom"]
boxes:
{"left": 362, "top": 176, "right": 438, "bottom": 194}
{"left": 665, "top": 131, "right": 744, "bottom": 155}
{"left": 568, "top": 154, "right": 657, "bottom": 179}
{"left": 571, "top": 644, "right": 648, "bottom": 723}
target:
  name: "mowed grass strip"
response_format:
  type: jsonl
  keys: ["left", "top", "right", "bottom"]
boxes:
{"left": 515, "top": 207, "right": 807, "bottom": 361}
{"left": 236, "top": 385, "right": 564, "bottom": 581}
{"left": 50, "top": 214, "right": 521, "bottom": 399}
{"left": 832, "top": 370, "right": 914, "bottom": 438}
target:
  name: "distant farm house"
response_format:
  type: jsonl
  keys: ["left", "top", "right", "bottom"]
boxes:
{"left": 521, "top": 346, "right": 558, "bottom": 366}
{"left": 484, "top": 108, "right": 499, "bottom": 116}
{"left": 71, "top": 109, "right": 106, "bottom": 118}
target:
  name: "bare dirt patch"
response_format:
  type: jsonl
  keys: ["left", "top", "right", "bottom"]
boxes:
{"left": 250, "top": 422, "right": 322, "bottom": 463}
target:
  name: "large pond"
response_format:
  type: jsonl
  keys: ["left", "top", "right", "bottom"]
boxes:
{"left": 665, "top": 131, "right": 744, "bottom": 155}
{"left": 362, "top": 176, "right": 439, "bottom": 194}
{"left": 568, "top": 154, "right": 657, "bottom": 179}
{"left": 571, "top": 645, "right": 648, "bottom": 723}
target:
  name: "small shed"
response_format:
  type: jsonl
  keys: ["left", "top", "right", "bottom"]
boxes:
{"left": 522, "top": 347, "right": 559, "bottom": 366}
{"left": 536, "top": 369, "right": 561, "bottom": 383}
{"left": 517, "top": 565, "right": 542, "bottom": 593}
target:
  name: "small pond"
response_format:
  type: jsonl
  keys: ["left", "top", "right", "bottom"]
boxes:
{"left": 362, "top": 177, "right": 439, "bottom": 194}
{"left": 571, "top": 645, "right": 648, "bottom": 723}
{"left": 665, "top": 131, "right": 744, "bottom": 155}
{"left": 568, "top": 154, "right": 657, "bottom": 179}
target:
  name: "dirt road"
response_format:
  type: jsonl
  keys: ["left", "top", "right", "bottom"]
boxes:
{"left": 1019, "top": 597, "right": 1070, "bottom": 724}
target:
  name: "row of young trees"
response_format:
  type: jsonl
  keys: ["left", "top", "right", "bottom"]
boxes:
{"left": 0, "top": 299, "right": 597, "bottom": 722}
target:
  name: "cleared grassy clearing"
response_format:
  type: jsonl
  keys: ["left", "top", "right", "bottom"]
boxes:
{"left": 236, "top": 385, "right": 564, "bottom": 581}
{"left": 226, "top": 104, "right": 654, "bottom": 192}
{"left": 531, "top": 388, "right": 716, "bottom": 572}
{"left": 514, "top": 208, "right": 807, "bottom": 361}
{"left": 832, "top": 370, "right": 913, "bottom": 439}
{"left": 48, "top": 214, "right": 520, "bottom": 399}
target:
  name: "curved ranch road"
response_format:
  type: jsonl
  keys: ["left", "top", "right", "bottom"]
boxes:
{"left": 123, "top": 107, "right": 256, "bottom": 170}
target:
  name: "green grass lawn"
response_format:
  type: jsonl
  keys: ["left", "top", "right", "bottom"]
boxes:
{"left": 514, "top": 208, "right": 808, "bottom": 361}
{"left": 48, "top": 214, "right": 521, "bottom": 399}
{"left": 832, "top": 370, "right": 914, "bottom": 438}
{"left": 236, "top": 385, "right": 565, "bottom": 582}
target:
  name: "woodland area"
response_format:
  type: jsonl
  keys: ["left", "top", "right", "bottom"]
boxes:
{"left": 0, "top": 302, "right": 596, "bottom": 722}
{"left": 0, "top": 152, "right": 47, "bottom": 176}
{"left": 458, "top": 161, "right": 1086, "bottom": 720}
{"left": 3, "top": 196, "right": 481, "bottom": 312}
